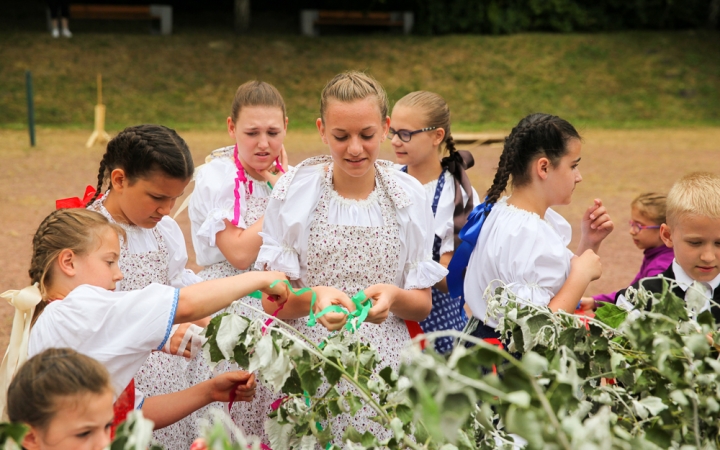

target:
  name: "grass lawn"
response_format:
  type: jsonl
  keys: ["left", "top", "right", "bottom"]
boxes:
{"left": 1, "top": 30, "right": 719, "bottom": 131}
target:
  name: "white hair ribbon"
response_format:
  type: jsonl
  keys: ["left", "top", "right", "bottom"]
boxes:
{"left": 0, "top": 283, "right": 42, "bottom": 420}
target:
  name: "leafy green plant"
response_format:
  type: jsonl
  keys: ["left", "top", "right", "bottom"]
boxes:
{"left": 0, "top": 423, "right": 27, "bottom": 450}
{"left": 201, "top": 277, "right": 720, "bottom": 449}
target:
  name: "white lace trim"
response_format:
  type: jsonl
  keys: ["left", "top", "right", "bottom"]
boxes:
{"left": 327, "top": 185, "right": 381, "bottom": 207}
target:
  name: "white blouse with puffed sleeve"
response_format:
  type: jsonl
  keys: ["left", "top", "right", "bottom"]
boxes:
{"left": 464, "top": 197, "right": 575, "bottom": 327}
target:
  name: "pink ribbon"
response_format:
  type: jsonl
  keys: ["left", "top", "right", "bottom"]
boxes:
{"left": 232, "top": 144, "right": 249, "bottom": 227}
{"left": 261, "top": 295, "right": 284, "bottom": 334}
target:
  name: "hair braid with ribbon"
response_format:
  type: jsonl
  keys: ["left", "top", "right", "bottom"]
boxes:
{"left": 86, "top": 124, "right": 194, "bottom": 207}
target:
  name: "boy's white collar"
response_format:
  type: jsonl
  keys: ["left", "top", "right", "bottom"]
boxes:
{"left": 672, "top": 259, "right": 720, "bottom": 294}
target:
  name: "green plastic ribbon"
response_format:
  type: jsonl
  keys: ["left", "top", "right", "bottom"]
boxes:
{"left": 264, "top": 280, "right": 372, "bottom": 449}
{"left": 307, "top": 289, "right": 372, "bottom": 333}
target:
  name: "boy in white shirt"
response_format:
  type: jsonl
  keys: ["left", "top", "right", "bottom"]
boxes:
{"left": 616, "top": 172, "right": 720, "bottom": 322}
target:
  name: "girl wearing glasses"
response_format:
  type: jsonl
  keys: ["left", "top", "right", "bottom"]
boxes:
{"left": 583, "top": 193, "right": 672, "bottom": 307}
{"left": 389, "top": 91, "right": 479, "bottom": 354}
{"left": 256, "top": 71, "right": 447, "bottom": 443}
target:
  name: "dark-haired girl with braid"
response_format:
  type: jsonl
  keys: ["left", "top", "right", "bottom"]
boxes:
{"left": 84, "top": 124, "right": 207, "bottom": 448}
{"left": 390, "top": 91, "right": 479, "bottom": 354}
{"left": 448, "top": 113, "right": 614, "bottom": 343}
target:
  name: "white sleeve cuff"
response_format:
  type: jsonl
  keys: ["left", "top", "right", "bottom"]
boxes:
{"left": 403, "top": 255, "right": 448, "bottom": 290}
{"left": 196, "top": 208, "right": 242, "bottom": 247}
{"left": 255, "top": 232, "right": 301, "bottom": 280}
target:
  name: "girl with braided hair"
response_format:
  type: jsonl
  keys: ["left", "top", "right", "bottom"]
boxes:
{"left": 448, "top": 113, "right": 614, "bottom": 343}
{"left": 84, "top": 124, "right": 207, "bottom": 448}
{"left": 390, "top": 91, "right": 479, "bottom": 354}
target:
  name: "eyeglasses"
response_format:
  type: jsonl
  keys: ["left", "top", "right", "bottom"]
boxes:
{"left": 388, "top": 127, "right": 437, "bottom": 143}
{"left": 628, "top": 220, "right": 660, "bottom": 232}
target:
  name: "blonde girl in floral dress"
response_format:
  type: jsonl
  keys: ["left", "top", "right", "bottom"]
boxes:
{"left": 256, "top": 71, "right": 448, "bottom": 442}
{"left": 186, "top": 81, "right": 289, "bottom": 441}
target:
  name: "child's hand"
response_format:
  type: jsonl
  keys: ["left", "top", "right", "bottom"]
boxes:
{"left": 164, "top": 323, "right": 194, "bottom": 358}
{"left": 257, "top": 145, "right": 289, "bottom": 187}
{"left": 579, "top": 296, "right": 596, "bottom": 311}
{"left": 313, "top": 286, "right": 354, "bottom": 331}
{"left": 363, "top": 284, "right": 400, "bottom": 324}
{"left": 190, "top": 439, "right": 208, "bottom": 450}
{"left": 209, "top": 371, "right": 257, "bottom": 403}
{"left": 260, "top": 271, "right": 290, "bottom": 306}
{"left": 572, "top": 249, "right": 602, "bottom": 283}
{"left": 580, "top": 199, "right": 614, "bottom": 248}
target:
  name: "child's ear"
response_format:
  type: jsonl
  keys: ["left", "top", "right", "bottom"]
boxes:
{"left": 109, "top": 168, "right": 128, "bottom": 192}
{"left": 433, "top": 128, "right": 446, "bottom": 147}
{"left": 316, "top": 118, "right": 327, "bottom": 144}
{"left": 56, "top": 248, "right": 77, "bottom": 277}
{"left": 536, "top": 157, "right": 551, "bottom": 180}
{"left": 660, "top": 223, "right": 673, "bottom": 248}
{"left": 227, "top": 116, "right": 236, "bottom": 140}
{"left": 21, "top": 427, "right": 41, "bottom": 450}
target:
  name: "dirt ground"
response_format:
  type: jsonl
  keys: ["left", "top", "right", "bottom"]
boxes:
{"left": 1, "top": 127, "right": 720, "bottom": 354}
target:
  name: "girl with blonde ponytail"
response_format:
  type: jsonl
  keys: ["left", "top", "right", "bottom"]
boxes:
{"left": 390, "top": 90, "right": 480, "bottom": 354}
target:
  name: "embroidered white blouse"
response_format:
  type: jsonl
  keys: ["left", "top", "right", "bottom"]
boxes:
{"left": 28, "top": 283, "right": 178, "bottom": 404}
{"left": 189, "top": 155, "right": 273, "bottom": 267}
{"left": 464, "top": 197, "right": 575, "bottom": 327}
{"left": 255, "top": 157, "right": 448, "bottom": 290}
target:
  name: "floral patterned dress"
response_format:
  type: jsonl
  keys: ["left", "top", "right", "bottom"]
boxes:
{"left": 88, "top": 199, "right": 198, "bottom": 450}
{"left": 256, "top": 156, "right": 448, "bottom": 445}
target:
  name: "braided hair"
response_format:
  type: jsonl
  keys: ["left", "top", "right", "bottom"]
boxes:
{"left": 28, "top": 209, "right": 125, "bottom": 325}
{"left": 486, "top": 113, "right": 581, "bottom": 205}
{"left": 87, "top": 124, "right": 194, "bottom": 206}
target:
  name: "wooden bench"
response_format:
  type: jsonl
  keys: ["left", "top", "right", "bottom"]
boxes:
{"left": 67, "top": 4, "right": 172, "bottom": 35}
{"left": 453, "top": 132, "right": 506, "bottom": 149}
{"left": 301, "top": 10, "right": 414, "bottom": 36}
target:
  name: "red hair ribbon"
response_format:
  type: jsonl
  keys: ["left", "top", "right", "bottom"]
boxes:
{"left": 56, "top": 185, "right": 101, "bottom": 210}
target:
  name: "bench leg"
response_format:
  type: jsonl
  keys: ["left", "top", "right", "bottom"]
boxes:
{"left": 300, "top": 9, "right": 319, "bottom": 36}
{"left": 150, "top": 4, "right": 172, "bottom": 35}
{"left": 403, "top": 11, "right": 414, "bottom": 35}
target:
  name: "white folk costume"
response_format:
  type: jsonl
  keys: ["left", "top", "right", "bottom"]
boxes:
{"left": 256, "top": 156, "right": 447, "bottom": 443}
{"left": 88, "top": 198, "right": 201, "bottom": 449}
{"left": 186, "top": 145, "right": 278, "bottom": 441}
{"left": 463, "top": 196, "right": 574, "bottom": 329}
{"left": 28, "top": 283, "right": 179, "bottom": 406}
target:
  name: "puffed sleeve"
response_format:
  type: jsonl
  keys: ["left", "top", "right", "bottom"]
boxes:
{"left": 392, "top": 171, "right": 449, "bottom": 290}
{"left": 492, "top": 208, "right": 573, "bottom": 307}
{"left": 255, "top": 165, "right": 324, "bottom": 281}
{"left": 28, "top": 284, "right": 179, "bottom": 397}
{"left": 189, "top": 159, "right": 247, "bottom": 265}
{"left": 157, "top": 217, "right": 202, "bottom": 288}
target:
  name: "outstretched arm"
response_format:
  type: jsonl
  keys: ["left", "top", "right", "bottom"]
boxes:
{"left": 142, "top": 371, "right": 256, "bottom": 429}
{"left": 175, "top": 271, "right": 289, "bottom": 323}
